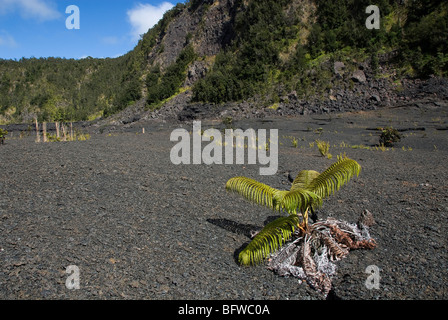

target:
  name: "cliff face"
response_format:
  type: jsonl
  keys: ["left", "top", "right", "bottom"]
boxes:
{"left": 147, "top": 0, "right": 238, "bottom": 70}
{"left": 143, "top": 0, "right": 318, "bottom": 74}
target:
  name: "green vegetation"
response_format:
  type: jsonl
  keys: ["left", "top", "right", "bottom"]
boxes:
{"left": 0, "top": 3, "right": 188, "bottom": 124}
{"left": 225, "top": 155, "right": 377, "bottom": 297}
{"left": 222, "top": 116, "right": 234, "bottom": 129}
{"left": 192, "top": 0, "right": 448, "bottom": 104}
{"left": 0, "top": 0, "right": 446, "bottom": 123}
{"left": 316, "top": 139, "right": 332, "bottom": 158}
{"left": 192, "top": 0, "right": 297, "bottom": 103}
{"left": 379, "top": 126, "right": 401, "bottom": 147}
{"left": 146, "top": 45, "right": 197, "bottom": 108}
{"left": 0, "top": 128, "right": 7, "bottom": 144}
{"left": 225, "top": 156, "right": 361, "bottom": 266}
{"left": 401, "top": 1, "right": 448, "bottom": 76}
{"left": 292, "top": 137, "right": 298, "bottom": 148}
{"left": 0, "top": 54, "right": 144, "bottom": 123}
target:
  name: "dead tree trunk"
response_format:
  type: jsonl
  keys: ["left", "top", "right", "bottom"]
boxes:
{"left": 35, "top": 118, "right": 40, "bottom": 143}
{"left": 55, "top": 121, "right": 60, "bottom": 139}
{"left": 43, "top": 122, "right": 47, "bottom": 143}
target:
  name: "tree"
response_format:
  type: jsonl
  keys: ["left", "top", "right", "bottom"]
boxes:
{"left": 0, "top": 128, "right": 8, "bottom": 145}
{"left": 225, "top": 156, "right": 376, "bottom": 297}
{"left": 401, "top": 1, "right": 448, "bottom": 76}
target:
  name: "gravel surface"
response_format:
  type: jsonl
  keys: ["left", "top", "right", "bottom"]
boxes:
{"left": 1, "top": 100, "right": 447, "bottom": 300}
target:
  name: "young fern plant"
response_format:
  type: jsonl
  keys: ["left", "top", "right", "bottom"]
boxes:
{"left": 225, "top": 156, "right": 361, "bottom": 266}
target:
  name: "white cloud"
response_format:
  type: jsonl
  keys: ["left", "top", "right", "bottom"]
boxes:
{"left": 0, "top": 0, "right": 61, "bottom": 21}
{"left": 127, "top": 2, "right": 174, "bottom": 42}
{"left": 0, "top": 30, "right": 17, "bottom": 48}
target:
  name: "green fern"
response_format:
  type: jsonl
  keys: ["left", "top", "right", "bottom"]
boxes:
{"left": 274, "top": 188, "right": 322, "bottom": 214}
{"left": 307, "top": 157, "right": 361, "bottom": 200}
{"left": 238, "top": 215, "right": 301, "bottom": 266}
{"left": 226, "top": 177, "right": 277, "bottom": 209}
{"left": 290, "top": 170, "right": 320, "bottom": 191}
{"left": 226, "top": 156, "right": 361, "bottom": 265}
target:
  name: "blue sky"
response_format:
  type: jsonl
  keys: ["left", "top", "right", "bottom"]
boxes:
{"left": 0, "top": 0, "right": 182, "bottom": 60}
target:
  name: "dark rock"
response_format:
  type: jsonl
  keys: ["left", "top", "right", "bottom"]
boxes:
{"left": 370, "top": 95, "right": 381, "bottom": 102}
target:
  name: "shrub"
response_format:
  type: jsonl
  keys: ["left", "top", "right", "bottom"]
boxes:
{"left": 316, "top": 139, "right": 331, "bottom": 158}
{"left": 0, "top": 128, "right": 7, "bottom": 145}
{"left": 379, "top": 127, "right": 401, "bottom": 147}
{"left": 222, "top": 116, "right": 233, "bottom": 129}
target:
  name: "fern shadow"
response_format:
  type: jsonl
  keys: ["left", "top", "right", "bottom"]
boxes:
{"left": 206, "top": 218, "right": 261, "bottom": 239}
{"left": 207, "top": 216, "right": 284, "bottom": 265}
{"left": 207, "top": 216, "right": 283, "bottom": 239}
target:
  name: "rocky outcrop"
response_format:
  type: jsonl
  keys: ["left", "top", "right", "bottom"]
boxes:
{"left": 193, "top": 0, "right": 238, "bottom": 56}
{"left": 148, "top": 0, "right": 238, "bottom": 70}
{"left": 184, "top": 60, "right": 211, "bottom": 87}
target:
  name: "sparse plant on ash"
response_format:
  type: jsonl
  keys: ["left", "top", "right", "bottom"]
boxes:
{"left": 292, "top": 137, "right": 298, "bottom": 148}
{"left": 316, "top": 139, "right": 332, "bottom": 158}
{"left": 379, "top": 127, "right": 401, "bottom": 147}
{"left": 225, "top": 155, "right": 376, "bottom": 297}
{"left": 0, "top": 128, "right": 8, "bottom": 145}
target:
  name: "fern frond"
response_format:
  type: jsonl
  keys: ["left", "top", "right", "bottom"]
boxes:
{"left": 239, "top": 215, "right": 301, "bottom": 266}
{"left": 226, "top": 177, "right": 279, "bottom": 209}
{"left": 275, "top": 188, "right": 322, "bottom": 214}
{"left": 308, "top": 157, "right": 361, "bottom": 200}
{"left": 290, "top": 170, "right": 320, "bottom": 191}
{"left": 272, "top": 190, "right": 289, "bottom": 212}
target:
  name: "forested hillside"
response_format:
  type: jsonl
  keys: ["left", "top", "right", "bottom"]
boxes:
{"left": 192, "top": 0, "right": 447, "bottom": 103}
{"left": 0, "top": 0, "right": 446, "bottom": 124}
{"left": 0, "top": 56, "right": 137, "bottom": 123}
